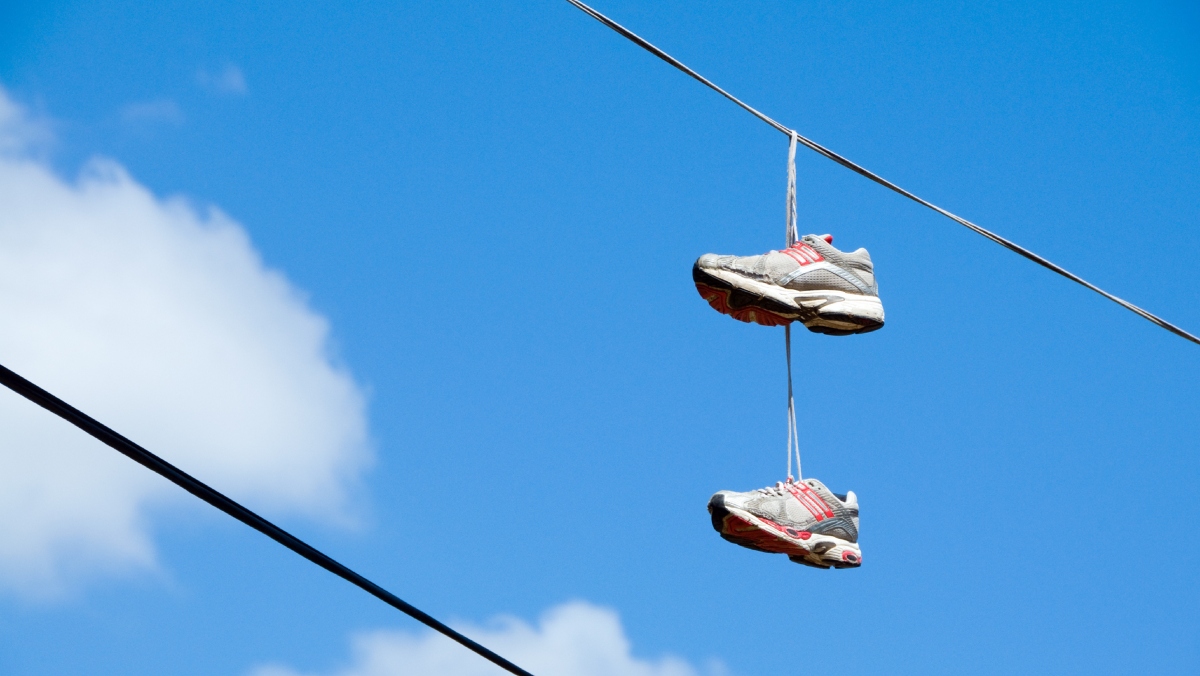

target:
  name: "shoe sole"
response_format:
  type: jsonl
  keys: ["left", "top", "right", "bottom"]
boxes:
{"left": 708, "top": 493, "right": 861, "bottom": 569}
{"left": 692, "top": 264, "right": 884, "bottom": 335}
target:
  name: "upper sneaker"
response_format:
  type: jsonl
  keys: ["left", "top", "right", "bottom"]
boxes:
{"left": 708, "top": 477, "right": 861, "bottom": 569}
{"left": 693, "top": 234, "right": 884, "bottom": 334}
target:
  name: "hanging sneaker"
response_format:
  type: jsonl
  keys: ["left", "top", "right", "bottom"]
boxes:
{"left": 708, "top": 477, "right": 861, "bottom": 569}
{"left": 693, "top": 234, "right": 883, "bottom": 334}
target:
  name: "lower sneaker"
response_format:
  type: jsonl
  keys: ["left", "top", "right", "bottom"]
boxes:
{"left": 708, "top": 477, "right": 861, "bottom": 569}
{"left": 693, "top": 234, "right": 884, "bottom": 335}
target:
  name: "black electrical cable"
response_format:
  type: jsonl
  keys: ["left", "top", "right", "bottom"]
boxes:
{"left": 0, "top": 363, "right": 535, "bottom": 676}
{"left": 563, "top": 0, "right": 1200, "bottom": 347}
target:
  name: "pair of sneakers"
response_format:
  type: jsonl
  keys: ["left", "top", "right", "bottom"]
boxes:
{"left": 694, "top": 235, "right": 880, "bottom": 568}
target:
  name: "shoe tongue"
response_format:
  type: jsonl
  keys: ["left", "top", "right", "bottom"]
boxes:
{"left": 821, "top": 234, "right": 833, "bottom": 244}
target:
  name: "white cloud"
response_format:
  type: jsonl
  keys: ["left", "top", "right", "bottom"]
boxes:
{"left": 197, "top": 64, "right": 248, "bottom": 95}
{"left": 250, "top": 601, "right": 724, "bottom": 676}
{"left": 0, "top": 87, "right": 371, "bottom": 596}
{"left": 0, "top": 91, "right": 52, "bottom": 155}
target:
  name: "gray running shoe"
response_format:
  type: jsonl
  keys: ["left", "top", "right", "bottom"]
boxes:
{"left": 693, "top": 234, "right": 884, "bottom": 334}
{"left": 708, "top": 477, "right": 861, "bottom": 569}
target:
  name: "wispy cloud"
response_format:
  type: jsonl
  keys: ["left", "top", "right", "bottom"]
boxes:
{"left": 0, "top": 86, "right": 371, "bottom": 598}
{"left": 249, "top": 601, "right": 726, "bottom": 676}
{"left": 119, "top": 98, "right": 185, "bottom": 126}
{"left": 0, "top": 91, "right": 53, "bottom": 156}
{"left": 197, "top": 64, "right": 248, "bottom": 95}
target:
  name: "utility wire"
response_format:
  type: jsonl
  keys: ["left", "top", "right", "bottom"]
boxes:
{"left": 0, "top": 363, "right": 535, "bottom": 676}
{"left": 563, "top": 0, "right": 1200, "bottom": 347}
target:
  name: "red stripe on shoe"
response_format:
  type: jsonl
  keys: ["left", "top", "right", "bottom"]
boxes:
{"left": 798, "top": 490, "right": 827, "bottom": 521}
{"left": 781, "top": 243, "right": 824, "bottom": 266}
{"left": 786, "top": 483, "right": 826, "bottom": 521}
{"left": 799, "top": 484, "right": 835, "bottom": 518}
{"left": 780, "top": 249, "right": 805, "bottom": 265}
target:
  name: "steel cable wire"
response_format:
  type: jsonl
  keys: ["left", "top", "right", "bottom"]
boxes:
{"left": 563, "top": 0, "right": 1200, "bottom": 346}
{"left": 0, "top": 363, "right": 535, "bottom": 676}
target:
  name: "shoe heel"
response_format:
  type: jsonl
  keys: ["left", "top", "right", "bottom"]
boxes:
{"left": 804, "top": 297, "right": 884, "bottom": 335}
{"left": 789, "top": 537, "right": 862, "bottom": 569}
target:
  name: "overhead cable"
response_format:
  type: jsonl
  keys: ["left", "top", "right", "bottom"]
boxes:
{"left": 0, "top": 363, "right": 536, "bottom": 676}
{"left": 563, "top": 0, "right": 1200, "bottom": 346}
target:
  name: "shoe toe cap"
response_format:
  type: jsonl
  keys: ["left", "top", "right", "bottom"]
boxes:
{"left": 707, "top": 491, "right": 727, "bottom": 512}
{"left": 709, "top": 489, "right": 750, "bottom": 510}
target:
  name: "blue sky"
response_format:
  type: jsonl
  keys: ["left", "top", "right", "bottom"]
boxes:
{"left": 1, "top": 1, "right": 1198, "bottom": 674}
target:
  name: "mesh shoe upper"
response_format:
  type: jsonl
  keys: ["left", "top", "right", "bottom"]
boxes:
{"left": 718, "top": 477, "right": 860, "bottom": 543}
{"left": 697, "top": 234, "right": 878, "bottom": 297}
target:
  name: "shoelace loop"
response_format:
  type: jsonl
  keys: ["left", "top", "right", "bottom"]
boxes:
{"left": 756, "top": 478, "right": 799, "bottom": 497}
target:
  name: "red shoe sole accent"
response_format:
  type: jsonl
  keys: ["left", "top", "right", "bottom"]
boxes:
{"left": 718, "top": 512, "right": 811, "bottom": 557}
{"left": 694, "top": 282, "right": 793, "bottom": 327}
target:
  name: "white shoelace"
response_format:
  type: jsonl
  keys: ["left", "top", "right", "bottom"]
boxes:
{"left": 756, "top": 479, "right": 796, "bottom": 497}
{"left": 785, "top": 132, "right": 803, "bottom": 481}
{"left": 785, "top": 131, "right": 798, "bottom": 248}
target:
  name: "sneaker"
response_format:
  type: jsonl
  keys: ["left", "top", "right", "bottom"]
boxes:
{"left": 708, "top": 477, "right": 861, "bottom": 569}
{"left": 693, "top": 234, "right": 884, "bottom": 334}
